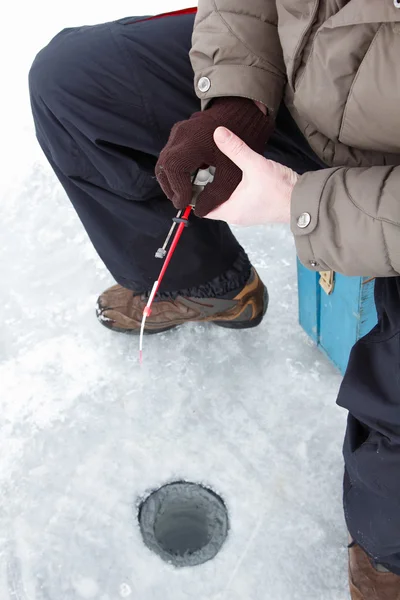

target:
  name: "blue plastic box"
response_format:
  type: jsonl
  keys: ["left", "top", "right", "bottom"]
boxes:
{"left": 297, "top": 261, "right": 377, "bottom": 374}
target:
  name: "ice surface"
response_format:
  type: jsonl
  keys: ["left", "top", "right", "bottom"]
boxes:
{"left": 1, "top": 2, "right": 348, "bottom": 599}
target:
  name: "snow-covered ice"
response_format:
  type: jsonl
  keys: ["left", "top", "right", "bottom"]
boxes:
{"left": 1, "top": 2, "right": 348, "bottom": 598}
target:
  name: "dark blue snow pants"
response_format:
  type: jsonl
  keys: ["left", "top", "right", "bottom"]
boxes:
{"left": 339, "top": 277, "right": 400, "bottom": 574}
{"left": 28, "top": 13, "right": 322, "bottom": 295}
{"left": 29, "top": 11, "right": 400, "bottom": 574}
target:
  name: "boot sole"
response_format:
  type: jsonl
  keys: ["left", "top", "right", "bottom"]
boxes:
{"left": 98, "top": 286, "right": 269, "bottom": 335}
{"left": 99, "top": 319, "right": 178, "bottom": 336}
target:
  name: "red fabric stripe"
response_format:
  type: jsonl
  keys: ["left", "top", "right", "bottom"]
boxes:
{"left": 130, "top": 8, "right": 197, "bottom": 25}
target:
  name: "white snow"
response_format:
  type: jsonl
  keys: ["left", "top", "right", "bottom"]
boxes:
{"left": 0, "top": 2, "right": 348, "bottom": 599}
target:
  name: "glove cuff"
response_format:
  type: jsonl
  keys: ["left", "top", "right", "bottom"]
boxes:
{"left": 204, "top": 97, "right": 273, "bottom": 153}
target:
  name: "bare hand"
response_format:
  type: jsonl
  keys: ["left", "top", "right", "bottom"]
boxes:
{"left": 205, "top": 127, "right": 299, "bottom": 226}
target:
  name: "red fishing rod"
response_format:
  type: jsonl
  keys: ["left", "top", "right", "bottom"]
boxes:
{"left": 139, "top": 167, "right": 216, "bottom": 363}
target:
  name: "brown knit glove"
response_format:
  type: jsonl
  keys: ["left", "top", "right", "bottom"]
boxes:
{"left": 156, "top": 97, "right": 273, "bottom": 217}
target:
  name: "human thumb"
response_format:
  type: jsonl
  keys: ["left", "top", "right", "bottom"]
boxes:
{"left": 214, "top": 127, "right": 256, "bottom": 171}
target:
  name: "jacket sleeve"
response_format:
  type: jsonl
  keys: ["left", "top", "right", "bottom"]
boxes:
{"left": 190, "top": 0, "right": 286, "bottom": 114}
{"left": 291, "top": 166, "right": 400, "bottom": 277}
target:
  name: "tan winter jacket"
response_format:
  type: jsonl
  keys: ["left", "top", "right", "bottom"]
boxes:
{"left": 190, "top": 0, "right": 400, "bottom": 277}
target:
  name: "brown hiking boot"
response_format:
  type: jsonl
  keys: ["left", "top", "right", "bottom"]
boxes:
{"left": 349, "top": 539, "right": 400, "bottom": 599}
{"left": 96, "top": 267, "right": 268, "bottom": 334}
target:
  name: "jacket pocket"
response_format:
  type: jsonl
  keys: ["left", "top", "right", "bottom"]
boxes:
{"left": 339, "top": 24, "right": 400, "bottom": 153}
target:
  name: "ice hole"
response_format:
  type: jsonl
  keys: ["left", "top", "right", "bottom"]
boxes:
{"left": 138, "top": 481, "right": 229, "bottom": 567}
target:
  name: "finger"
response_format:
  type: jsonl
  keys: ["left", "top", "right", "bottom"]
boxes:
{"left": 204, "top": 205, "right": 225, "bottom": 221}
{"left": 169, "top": 170, "right": 195, "bottom": 209}
{"left": 194, "top": 162, "right": 242, "bottom": 218}
{"left": 204, "top": 180, "right": 247, "bottom": 222}
{"left": 156, "top": 166, "right": 174, "bottom": 202}
{"left": 156, "top": 158, "right": 197, "bottom": 209}
{"left": 214, "top": 127, "right": 259, "bottom": 172}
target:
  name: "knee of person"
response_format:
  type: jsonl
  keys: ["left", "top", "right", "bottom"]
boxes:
{"left": 29, "top": 28, "right": 82, "bottom": 103}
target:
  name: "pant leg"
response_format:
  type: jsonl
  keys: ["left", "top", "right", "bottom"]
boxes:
{"left": 337, "top": 277, "right": 400, "bottom": 574}
{"left": 28, "top": 14, "right": 248, "bottom": 294}
{"left": 29, "top": 13, "right": 325, "bottom": 295}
